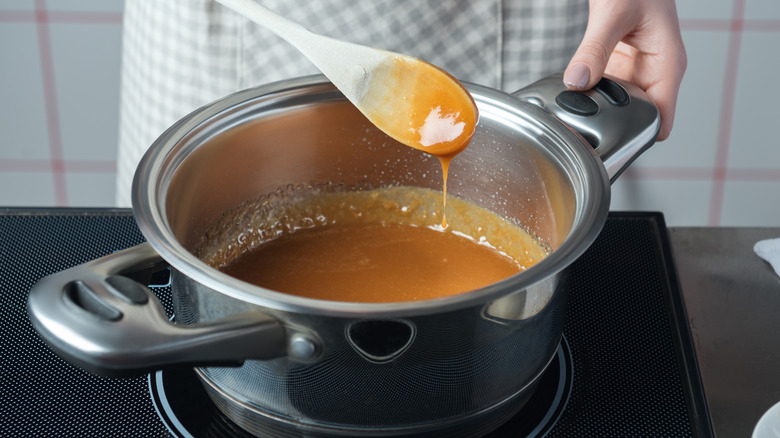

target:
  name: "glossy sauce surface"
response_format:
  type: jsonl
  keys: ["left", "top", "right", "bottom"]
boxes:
{"left": 202, "top": 187, "right": 549, "bottom": 303}
{"left": 221, "top": 222, "right": 522, "bottom": 302}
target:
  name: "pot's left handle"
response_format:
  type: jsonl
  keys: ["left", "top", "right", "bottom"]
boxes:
{"left": 27, "top": 243, "right": 288, "bottom": 377}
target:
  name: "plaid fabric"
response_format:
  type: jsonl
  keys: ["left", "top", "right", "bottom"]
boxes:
{"left": 116, "top": 0, "right": 588, "bottom": 206}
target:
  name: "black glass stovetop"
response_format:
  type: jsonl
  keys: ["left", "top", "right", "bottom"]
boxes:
{"left": 0, "top": 210, "right": 712, "bottom": 437}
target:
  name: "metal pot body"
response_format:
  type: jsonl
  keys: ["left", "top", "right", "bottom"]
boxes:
{"left": 28, "top": 74, "right": 659, "bottom": 437}
{"left": 174, "top": 268, "right": 569, "bottom": 437}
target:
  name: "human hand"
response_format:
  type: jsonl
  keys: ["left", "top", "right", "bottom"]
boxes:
{"left": 563, "top": 0, "right": 687, "bottom": 141}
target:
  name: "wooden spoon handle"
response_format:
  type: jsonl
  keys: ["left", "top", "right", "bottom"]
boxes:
{"left": 214, "top": 0, "right": 384, "bottom": 100}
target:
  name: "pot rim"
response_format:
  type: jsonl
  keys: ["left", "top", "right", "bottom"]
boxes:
{"left": 132, "top": 75, "right": 610, "bottom": 318}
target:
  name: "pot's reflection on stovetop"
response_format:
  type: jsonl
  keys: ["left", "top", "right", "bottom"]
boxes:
{"left": 150, "top": 337, "right": 573, "bottom": 438}
{"left": 1, "top": 210, "right": 712, "bottom": 437}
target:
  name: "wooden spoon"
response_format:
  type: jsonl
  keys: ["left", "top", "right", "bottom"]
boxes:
{"left": 215, "top": 0, "right": 478, "bottom": 158}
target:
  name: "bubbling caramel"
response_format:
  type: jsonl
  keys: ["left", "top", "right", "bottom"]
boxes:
{"left": 198, "top": 186, "right": 548, "bottom": 303}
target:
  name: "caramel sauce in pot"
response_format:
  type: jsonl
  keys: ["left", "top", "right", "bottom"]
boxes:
{"left": 198, "top": 186, "right": 548, "bottom": 303}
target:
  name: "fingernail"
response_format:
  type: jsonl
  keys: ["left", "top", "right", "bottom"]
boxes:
{"left": 564, "top": 63, "right": 590, "bottom": 90}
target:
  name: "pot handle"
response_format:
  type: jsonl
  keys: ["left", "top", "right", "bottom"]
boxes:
{"left": 27, "top": 243, "right": 288, "bottom": 377}
{"left": 512, "top": 73, "right": 660, "bottom": 182}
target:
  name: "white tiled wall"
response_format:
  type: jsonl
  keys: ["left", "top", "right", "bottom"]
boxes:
{"left": 0, "top": 0, "right": 122, "bottom": 207}
{"left": 611, "top": 0, "right": 780, "bottom": 226}
{"left": 1, "top": 0, "right": 779, "bottom": 226}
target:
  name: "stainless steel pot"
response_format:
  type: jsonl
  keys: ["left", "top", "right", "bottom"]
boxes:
{"left": 28, "top": 73, "right": 659, "bottom": 437}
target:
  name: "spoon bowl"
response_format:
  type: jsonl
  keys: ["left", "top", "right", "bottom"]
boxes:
{"left": 215, "top": 0, "right": 478, "bottom": 157}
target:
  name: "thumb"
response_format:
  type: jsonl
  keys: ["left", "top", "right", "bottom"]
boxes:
{"left": 563, "top": 4, "right": 633, "bottom": 90}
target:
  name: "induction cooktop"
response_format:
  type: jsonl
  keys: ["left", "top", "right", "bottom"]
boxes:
{"left": 0, "top": 209, "right": 712, "bottom": 437}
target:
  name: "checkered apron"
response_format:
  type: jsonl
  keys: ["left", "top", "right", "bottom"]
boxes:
{"left": 116, "top": 0, "right": 588, "bottom": 206}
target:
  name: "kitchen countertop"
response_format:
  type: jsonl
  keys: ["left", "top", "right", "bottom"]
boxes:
{"left": 669, "top": 227, "right": 780, "bottom": 437}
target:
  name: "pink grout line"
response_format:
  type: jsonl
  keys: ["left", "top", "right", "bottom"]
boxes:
{"left": 708, "top": 0, "right": 747, "bottom": 226}
{"left": 724, "top": 168, "right": 780, "bottom": 181}
{"left": 0, "top": 10, "right": 122, "bottom": 24}
{"left": 6, "top": 160, "right": 778, "bottom": 180}
{"left": 680, "top": 19, "right": 733, "bottom": 32}
{"left": 34, "top": 0, "right": 68, "bottom": 206}
{"left": 15, "top": 11, "right": 778, "bottom": 30}
{"left": 0, "top": 11, "right": 35, "bottom": 22}
{"left": 64, "top": 160, "right": 118, "bottom": 173}
{"left": 622, "top": 167, "right": 720, "bottom": 180}
{"left": 0, "top": 160, "right": 52, "bottom": 172}
{"left": 35, "top": 11, "right": 123, "bottom": 24}
{"left": 681, "top": 19, "right": 780, "bottom": 33}
{"left": 621, "top": 166, "right": 780, "bottom": 181}
{"left": 740, "top": 20, "right": 780, "bottom": 32}
{"left": 0, "top": 160, "right": 116, "bottom": 173}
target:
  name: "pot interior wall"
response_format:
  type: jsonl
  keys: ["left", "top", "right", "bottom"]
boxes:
{"left": 164, "top": 90, "right": 577, "bottom": 256}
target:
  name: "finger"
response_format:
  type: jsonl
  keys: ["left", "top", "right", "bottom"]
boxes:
{"left": 563, "top": 3, "right": 638, "bottom": 90}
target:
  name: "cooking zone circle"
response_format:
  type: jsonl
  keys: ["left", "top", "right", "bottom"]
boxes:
{"left": 149, "top": 337, "right": 573, "bottom": 438}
